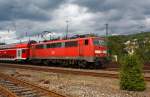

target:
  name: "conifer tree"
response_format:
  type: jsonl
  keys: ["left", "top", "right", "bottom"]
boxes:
{"left": 120, "top": 55, "right": 146, "bottom": 91}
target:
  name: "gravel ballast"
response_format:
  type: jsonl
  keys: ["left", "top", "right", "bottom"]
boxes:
{"left": 0, "top": 67, "right": 149, "bottom": 97}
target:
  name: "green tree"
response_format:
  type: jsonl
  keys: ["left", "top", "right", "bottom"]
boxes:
{"left": 108, "top": 36, "right": 126, "bottom": 56}
{"left": 135, "top": 40, "right": 150, "bottom": 63}
{"left": 120, "top": 55, "right": 146, "bottom": 91}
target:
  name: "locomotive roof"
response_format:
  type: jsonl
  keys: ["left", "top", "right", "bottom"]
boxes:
{"left": 0, "top": 36, "right": 105, "bottom": 49}
{"left": 32, "top": 36, "right": 104, "bottom": 46}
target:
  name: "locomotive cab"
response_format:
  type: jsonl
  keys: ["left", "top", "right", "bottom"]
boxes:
{"left": 93, "top": 38, "right": 107, "bottom": 57}
{"left": 92, "top": 37, "right": 108, "bottom": 68}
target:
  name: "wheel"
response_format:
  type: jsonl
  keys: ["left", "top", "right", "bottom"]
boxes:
{"left": 43, "top": 60, "right": 49, "bottom": 65}
{"left": 78, "top": 61, "right": 87, "bottom": 68}
{"left": 94, "top": 61, "right": 104, "bottom": 69}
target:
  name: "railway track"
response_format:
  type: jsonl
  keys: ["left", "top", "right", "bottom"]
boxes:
{"left": 0, "top": 72, "right": 67, "bottom": 97}
{"left": 104, "top": 67, "right": 150, "bottom": 73}
{"left": 0, "top": 63, "right": 150, "bottom": 82}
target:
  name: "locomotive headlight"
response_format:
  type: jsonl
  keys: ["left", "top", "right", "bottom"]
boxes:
{"left": 95, "top": 50, "right": 107, "bottom": 54}
{"left": 95, "top": 50, "right": 102, "bottom": 54}
{"left": 103, "top": 50, "right": 107, "bottom": 54}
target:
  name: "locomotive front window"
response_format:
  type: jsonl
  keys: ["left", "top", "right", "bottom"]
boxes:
{"left": 93, "top": 39, "right": 106, "bottom": 46}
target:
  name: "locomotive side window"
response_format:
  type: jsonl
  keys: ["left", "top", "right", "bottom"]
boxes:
{"left": 84, "top": 39, "right": 89, "bottom": 45}
{"left": 47, "top": 44, "right": 51, "bottom": 48}
{"left": 65, "top": 41, "right": 78, "bottom": 47}
{"left": 56, "top": 43, "right": 62, "bottom": 48}
{"left": 62, "top": 42, "right": 65, "bottom": 47}
{"left": 36, "top": 44, "right": 44, "bottom": 49}
{"left": 47, "top": 43, "right": 62, "bottom": 48}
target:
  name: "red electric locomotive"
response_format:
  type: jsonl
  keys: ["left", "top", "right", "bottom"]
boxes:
{"left": 29, "top": 36, "right": 108, "bottom": 68}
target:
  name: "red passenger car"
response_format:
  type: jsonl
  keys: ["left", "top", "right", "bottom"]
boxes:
{"left": 0, "top": 42, "right": 29, "bottom": 61}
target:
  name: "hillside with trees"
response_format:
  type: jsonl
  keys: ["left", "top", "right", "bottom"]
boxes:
{"left": 108, "top": 32, "right": 150, "bottom": 63}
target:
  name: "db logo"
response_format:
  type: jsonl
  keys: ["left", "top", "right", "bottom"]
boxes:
{"left": 51, "top": 51, "right": 55, "bottom": 55}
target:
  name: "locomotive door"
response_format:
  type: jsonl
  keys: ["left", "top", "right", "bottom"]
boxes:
{"left": 79, "top": 40, "right": 84, "bottom": 56}
{"left": 17, "top": 49, "right": 22, "bottom": 59}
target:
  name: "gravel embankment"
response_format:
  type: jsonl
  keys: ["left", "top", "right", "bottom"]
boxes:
{"left": 0, "top": 67, "right": 149, "bottom": 97}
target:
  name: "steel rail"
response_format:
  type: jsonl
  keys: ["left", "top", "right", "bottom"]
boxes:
{"left": 0, "top": 72, "right": 67, "bottom": 97}
{"left": 0, "top": 85, "right": 19, "bottom": 97}
{"left": 0, "top": 63, "right": 150, "bottom": 82}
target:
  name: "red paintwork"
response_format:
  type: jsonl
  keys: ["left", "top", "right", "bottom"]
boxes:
{"left": 30, "top": 38, "right": 90, "bottom": 58}
{"left": 0, "top": 49, "right": 16, "bottom": 59}
{"left": 0, "top": 43, "right": 29, "bottom": 60}
{"left": 30, "top": 37, "right": 107, "bottom": 61}
{"left": 16, "top": 43, "right": 28, "bottom": 48}
{"left": 0, "top": 37, "right": 108, "bottom": 62}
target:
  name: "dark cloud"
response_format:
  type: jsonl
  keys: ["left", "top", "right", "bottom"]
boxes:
{"left": 0, "top": 0, "right": 66, "bottom": 21}
{"left": 72, "top": 0, "right": 128, "bottom": 12}
{"left": 73, "top": 0, "right": 106, "bottom": 12}
{"left": 73, "top": 0, "right": 147, "bottom": 21}
{"left": 0, "top": 0, "right": 150, "bottom": 43}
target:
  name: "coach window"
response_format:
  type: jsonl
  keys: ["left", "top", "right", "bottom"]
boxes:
{"left": 36, "top": 44, "right": 44, "bottom": 49}
{"left": 84, "top": 39, "right": 89, "bottom": 45}
{"left": 22, "top": 49, "right": 26, "bottom": 53}
{"left": 65, "top": 41, "right": 78, "bottom": 47}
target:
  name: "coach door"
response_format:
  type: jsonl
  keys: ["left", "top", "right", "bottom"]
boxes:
{"left": 17, "top": 49, "right": 22, "bottom": 59}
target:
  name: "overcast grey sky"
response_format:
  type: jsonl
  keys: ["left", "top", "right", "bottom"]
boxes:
{"left": 0, "top": 0, "right": 150, "bottom": 43}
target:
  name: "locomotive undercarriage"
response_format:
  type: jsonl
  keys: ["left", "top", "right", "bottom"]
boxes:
{"left": 29, "top": 57, "right": 108, "bottom": 69}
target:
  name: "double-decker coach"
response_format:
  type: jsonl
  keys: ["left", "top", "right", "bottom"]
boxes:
{"left": 0, "top": 42, "right": 30, "bottom": 61}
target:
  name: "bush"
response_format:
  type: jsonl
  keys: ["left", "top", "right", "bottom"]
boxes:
{"left": 120, "top": 55, "right": 146, "bottom": 91}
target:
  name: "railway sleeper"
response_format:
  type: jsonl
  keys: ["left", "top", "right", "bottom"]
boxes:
{"left": 8, "top": 86, "right": 28, "bottom": 90}
{"left": 7, "top": 86, "right": 24, "bottom": 90}
{"left": 11, "top": 87, "right": 45, "bottom": 97}
{"left": 0, "top": 83, "right": 16, "bottom": 86}
{"left": 3, "top": 84, "right": 19, "bottom": 88}
{"left": 13, "top": 90, "right": 40, "bottom": 97}
{"left": 0, "top": 83, "right": 47, "bottom": 97}
{"left": 11, "top": 89, "right": 31, "bottom": 93}
{"left": 17, "top": 94, "right": 39, "bottom": 97}
{"left": 0, "top": 84, "right": 16, "bottom": 88}
{"left": 0, "top": 82, "right": 41, "bottom": 96}
{"left": 0, "top": 82, "right": 12, "bottom": 85}
{"left": 17, "top": 91, "right": 38, "bottom": 95}
{"left": 9, "top": 88, "right": 35, "bottom": 93}
{"left": 0, "top": 80, "right": 11, "bottom": 83}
